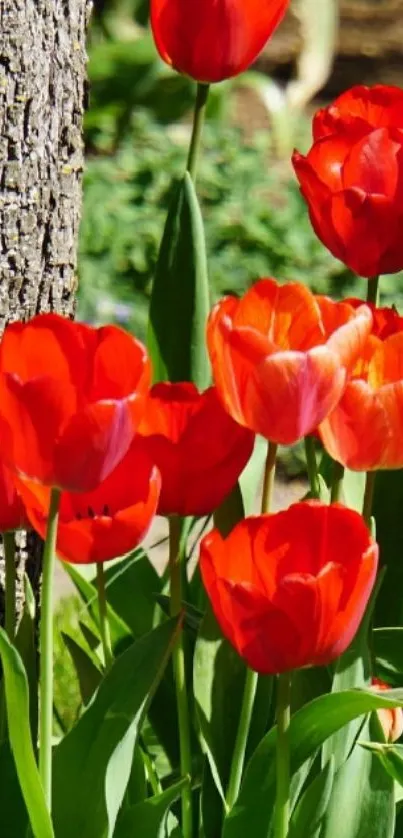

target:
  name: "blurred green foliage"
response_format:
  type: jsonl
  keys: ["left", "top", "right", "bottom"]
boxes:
{"left": 79, "top": 110, "right": 369, "bottom": 341}
{"left": 80, "top": 0, "right": 403, "bottom": 340}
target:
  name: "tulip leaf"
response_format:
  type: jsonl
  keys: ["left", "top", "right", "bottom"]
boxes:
{"left": 148, "top": 171, "right": 210, "bottom": 389}
{"left": 14, "top": 574, "right": 38, "bottom": 739}
{"left": 90, "top": 551, "right": 164, "bottom": 639}
{"left": 222, "top": 689, "right": 403, "bottom": 838}
{"left": 373, "top": 627, "right": 403, "bottom": 685}
{"left": 322, "top": 572, "right": 382, "bottom": 769}
{"left": 360, "top": 742, "right": 403, "bottom": 788}
{"left": 52, "top": 617, "right": 181, "bottom": 838}
{"left": 288, "top": 756, "right": 335, "bottom": 838}
{"left": 114, "top": 777, "right": 188, "bottom": 838}
{"left": 0, "top": 628, "right": 55, "bottom": 838}
{"left": 372, "top": 469, "right": 403, "bottom": 627}
{"left": 194, "top": 605, "right": 246, "bottom": 804}
{"left": 321, "top": 722, "right": 395, "bottom": 838}
{"left": 61, "top": 631, "right": 103, "bottom": 705}
{"left": 0, "top": 742, "right": 28, "bottom": 838}
{"left": 62, "top": 562, "right": 132, "bottom": 650}
{"left": 194, "top": 604, "right": 272, "bottom": 821}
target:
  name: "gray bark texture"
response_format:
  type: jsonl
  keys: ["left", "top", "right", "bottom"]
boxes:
{"left": 0, "top": 0, "right": 91, "bottom": 619}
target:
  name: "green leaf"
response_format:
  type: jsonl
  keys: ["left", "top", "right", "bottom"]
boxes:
{"left": 361, "top": 742, "right": 403, "bottom": 788}
{"left": 62, "top": 562, "right": 132, "bottom": 650}
{"left": 52, "top": 617, "right": 181, "bottom": 838}
{"left": 374, "top": 628, "right": 403, "bottom": 686}
{"left": 321, "top": 724, "right": 395, "bottom": 838}
{"left": 15, "top": 575, "right": 38, "bottom": 739}
{"left": 239, "top": 436, "right": 266, "bottom": 516}
{"left": 322, "top": 573, "right": 382, "bottom": 769}
{"left": 156, "top": 594, "right": 203, "bottom": 636}
{"left": 61, "top": 631, "right": 103, "bottom": 705}
{"left": 223, "top": 689, "right": 403, "bottom": 838}
{"left": 194, "top": 604, "right": 271, "bottom": 820}
{"left": 372, "top": 470, "right": 403, "bottom": 627}
{"left": 148, "top": 172, "right": 210, "bottom": 389}
{"left": 91, "top": 551, "right": 164, "bottom": 639}
{"left": 0, "top": 628, "right": 54, "bottom": 838}
{"left": 114, "top": 778, "right": 188, "bottom": 838}
{"left": 213, "top": 483, "right": 245, "bottom": 538}
{"left": 0, "top": 742, "right": 28, "bottom": 838}
{"left": 194, "top": 605, "right": 248, "bottom": 803}
{"left": 289, "top": 757, "right": 335, "bottom": 838}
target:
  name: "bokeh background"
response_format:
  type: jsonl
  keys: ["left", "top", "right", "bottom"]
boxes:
{"left": 78, "top": 0, "right": 403, "bottom": 340}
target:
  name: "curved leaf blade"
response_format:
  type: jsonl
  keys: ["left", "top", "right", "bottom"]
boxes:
{"left": 0, "top": 628, "right": 54, "bottom": 838}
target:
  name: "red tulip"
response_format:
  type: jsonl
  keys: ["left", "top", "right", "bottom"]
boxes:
{"left": 150, "top": 0, "right": 289, "bottom": 84}
{"left": 319, "top": 303, "right": 403, "bottom": 470}
{"left": 138, "top": 382, "right": 254, "bottom": 516}
{"left": 293, "top": 85, "right": 403, "bottom": 278}
{"left": 0, "top": 314, "right": 150, "bottom": 492}
{"left": 200, "top": 501, "right": 378, "bottom": 675}
{"left": 0, "top": 460, "right": 29, "bottom": 532}
{"left": 18, "top": 438, "right": 161, "bottom": 564}
{"left": 372, "top": 678, "right": 403, "bottom": 743}
{"left": 207, "top": 278, "right": 372, "bottom": 445}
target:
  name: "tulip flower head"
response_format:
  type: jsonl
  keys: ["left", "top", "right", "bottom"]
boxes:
{"left": 200, "top": 501, "right": 378, "bottom": 675}
{"left": 0, "top": 314, "right": 150, "bottom": 492}
{"left": 319, "top": 302, "right": 403, "bottom": 471}
{"left": 18, "top": 438, "right": 161, "bottom": 565}
{"left": 150, "top": 0, "right": 290, "bottom": 84}
{"left": 207, "top": 278, "right": 372, "bottom": 445}
{"left": 138, "top": 381, "right": 254, "bottom": 517}
{"left": 293, "top": 85, "right": 403, "bottom": 278}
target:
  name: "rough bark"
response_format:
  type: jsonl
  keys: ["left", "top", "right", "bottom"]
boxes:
{"left": 0, "top": 0, "right": 91, "bottom": 620}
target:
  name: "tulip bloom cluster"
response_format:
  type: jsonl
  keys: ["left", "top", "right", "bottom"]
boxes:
{"left": 4, "top": 6, "right": 403, "bottom": 830}
{"left": 0, "top": 314, "right": 254, "bottom": 564}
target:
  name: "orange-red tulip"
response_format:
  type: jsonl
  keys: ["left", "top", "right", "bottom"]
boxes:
{"left": 200, "top": 501, "right": 378, "bottom": 674}
{"left": 207, "top": 278, "right": 372, "bottom": 445}
{"left": 0, "top": 314, "right": 150, "bottom": 492}
{"left": 372, "top": 678, "right": 403, "bottom": 743}
{"left": 319, "top": 302, "right": 403, "bottom": 470}
{"left": 293, "top": 85, "right": 403, "bottom": 278}
{"left": 18, "top": 438, "right": 160, "bottom": 564}
{"left": 0, "top": 459, "right": 29, "bottom": 532}
{"left": 150, "top": 0, "right": 290, "bottom": 84}
{"left": 138, "top": 382, "right": 254, "bottom": 516}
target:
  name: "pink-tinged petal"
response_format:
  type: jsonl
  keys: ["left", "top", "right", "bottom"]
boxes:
{"left": 54, "top": 400, "right": 135, "bottom": 492}
{"left": 319, "top": 381, "right": 389, "bottom": 471}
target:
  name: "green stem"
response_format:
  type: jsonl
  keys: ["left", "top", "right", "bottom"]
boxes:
{"left": 362, "top": 470, "right": 377, "bottom": 526}
{"left": 330, "top": 460, "right": 345, "bottom": 503}
{"left": 4, "top": 532, "right": 16, "bottom": 642}
{"left": 275, "top": 672, "right": 292, "bottom": 838}
{"left": 261, "top": 441, "right": 278, "bottom": 514}
{"left": 39, "top": 487, "right": 61, "bottom": 810}
{"left": 304, "top": 436, "right": 320, "bottom": 498}
{"left": 225, "top": 441, "right": 278, "bottom": 811}
{"left": 225, "top": 667, "right": 258, "bottom": 811}
{"left": 169, "top": 515, "right": 192, "bottom": 838}
{"left": 366, "top": 275, "right": 380, "bottom": 306}
{"left": 96, "top": 562, "right": 113, "bottom": 671}
{"left": 186, "top": 83, "right": 210, "bottom": 182}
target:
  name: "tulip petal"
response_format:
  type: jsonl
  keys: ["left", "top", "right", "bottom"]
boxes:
{"left": 151, "top": 0, "right": 289, "bottom": 84}
{"left": 0, "top": 373, "right": 77, "bottom": 484}
{"left": 55, "top": 400, "right": 135, "bottom": 492}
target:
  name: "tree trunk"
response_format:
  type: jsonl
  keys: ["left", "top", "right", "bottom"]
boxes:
{"left": 0, "top": 0, "right": 91, "bottom": 619}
